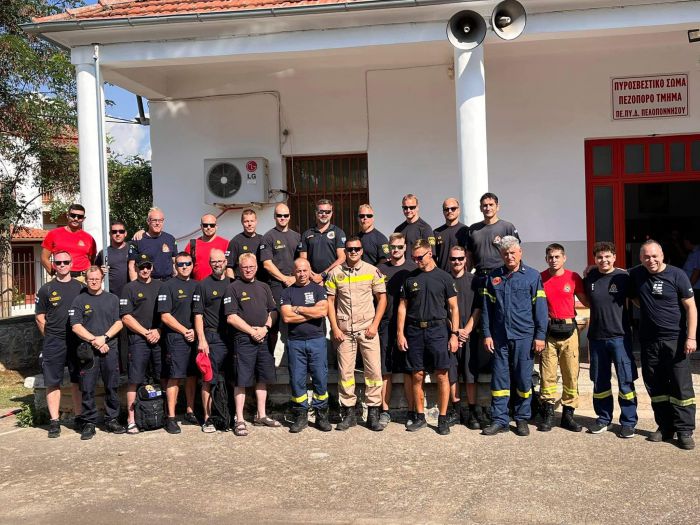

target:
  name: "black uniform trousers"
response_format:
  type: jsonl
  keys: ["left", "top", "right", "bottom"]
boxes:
{"left": 267, "top": 280, "right": 284, "bottom": 355}
{"left": 641, "top": 337, "right": 696, "bottom": 433}
{"left": 79, "top": 343, "right": 121, "bottom": 424}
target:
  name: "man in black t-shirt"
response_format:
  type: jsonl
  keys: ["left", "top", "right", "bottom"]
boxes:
{"left": 434, "top": 198, "right": 469, "bottom": 272}
{"left": 35, "top": 250, "right": 84, "bottom": 438}
{"left": 69, "top": 266, "right": 124, "bottom": 440}
{"left": 226, "top": 208, "right": 264, "bottom": 279}
{"left": 357, "top": 204, "right": 389, "bottom": 265}
{"left": 394, "top": 194, "right": 435, "bottom": 248}
{"left": 397, "top": 239, "right": 459, "bottom": 435}
{"left": 467, "top": 192, "right": 520, "bottom": 275}
{"left": 158, "top": 251, "right": 199, "bottom": 434}
{"left": 280, "top": 258, "right": 331, "bottom": 433}
{"left": 120, "top": 253, "right": 162, "bottom": 434}
{"left": 630, "top": 240, "right": 697, "bottom": 450}
{"left": 193, "top": 249, "right": 233, "bottom": 433}
{"left": 584, "top": 242, "right": 638, "bottom": 437}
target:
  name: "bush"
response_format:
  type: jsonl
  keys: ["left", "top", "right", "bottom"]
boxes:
{"left": 15, "top": 402, "right": 47, "bottom": 427}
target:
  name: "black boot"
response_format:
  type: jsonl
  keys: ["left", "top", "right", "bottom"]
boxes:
{"left": 538, "top": 403, "right": 555, "bottom": 432}
{"left": 289, "top": 408, "right": 308, "bottom": 433}
{"left": 561, "top": 406, "right": 582, "bottom": 432}
{"left": 315, "top": 407, "right": 331, "bottom": 432}
{"left": 467, "top": 405, "right": 481, "bottom": 430}
{"left": 478, "top": 406, "right": 492, "bottom": 430}
{"left": 437, "top": 415, "right": 450, "bottom": 435}
{"left": 336, "top": 406, "right": 357, "bottom": 431}
{"left": 446, "top": 403, "right": 460, "bottom": 427}
{"left": 367, "top": 406, "right": 383, "bottom": 432}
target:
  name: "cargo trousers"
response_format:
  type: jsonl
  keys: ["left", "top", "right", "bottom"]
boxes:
{"left": 336, "top": 330, "right": 383, "bottom": 407}
{"left": 540, "top": 330, "right": 580, "bottom": 408}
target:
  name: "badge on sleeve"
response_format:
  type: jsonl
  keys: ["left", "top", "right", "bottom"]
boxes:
{"left": 492, "top": 276, "right": 502, "bottom": 285}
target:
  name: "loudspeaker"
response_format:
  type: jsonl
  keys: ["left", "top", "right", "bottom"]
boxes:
{"left": 491, "top": 0, "right": 527, "bottom": 41}
{"left": 446, "top": 10, "right": 487, "bottom": 50}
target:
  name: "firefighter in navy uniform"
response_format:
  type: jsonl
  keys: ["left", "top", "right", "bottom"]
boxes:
{"left": 481, "top": 236, "right": 548, "bottom": 437}
{"left": 299, "top": 198, "right": 346, "bottom": 283}
{"left": 193, "top": 248, "right": 233, "bottom": 433}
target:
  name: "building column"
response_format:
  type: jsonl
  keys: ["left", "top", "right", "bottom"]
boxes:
{"left": 454, "top": 46, "right": 489, "bottom": 226}
{"left": 75, "top": 62, "right": 107, "bottom": 250}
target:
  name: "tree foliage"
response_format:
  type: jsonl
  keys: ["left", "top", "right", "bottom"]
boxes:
{"left": 107, "top": 154, "right": 153, "bottom": 236}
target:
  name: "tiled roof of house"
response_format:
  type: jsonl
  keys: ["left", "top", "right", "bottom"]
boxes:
{"left": 33, "top": 0, "right": 365, "bottom": 23}
{"left": 11, "top": 227, "right": 49, "bottom": 241}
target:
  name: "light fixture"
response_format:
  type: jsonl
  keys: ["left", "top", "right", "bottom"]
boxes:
{"left": 689, "top": 29, "right": 700, "bottom": 43}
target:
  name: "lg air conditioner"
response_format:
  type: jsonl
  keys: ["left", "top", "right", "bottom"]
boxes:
{"left": 203, "top": 157, "right": 269, "bottom": 205}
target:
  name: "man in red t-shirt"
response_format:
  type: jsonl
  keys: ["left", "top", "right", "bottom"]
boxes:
{"left": 41, "top": 204, "right": 96, "bottom": 277}
{"left": 184, "top": 214, "right": 229, "bottom": 281}
{"left": 539, "top": 243, "right": 589, "bottom": 432}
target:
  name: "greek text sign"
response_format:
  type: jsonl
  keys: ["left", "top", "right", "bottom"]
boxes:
{"left": 612, "top": 74, "right": 688, "bottom": 120}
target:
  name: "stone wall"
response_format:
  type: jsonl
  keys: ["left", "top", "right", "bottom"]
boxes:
{"left": 0, "top": 315, "right": 41, "bottom": 371}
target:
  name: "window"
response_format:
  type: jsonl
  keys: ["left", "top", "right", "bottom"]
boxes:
{"left": 285, "top": 154, "right": 369, "bottom": 235}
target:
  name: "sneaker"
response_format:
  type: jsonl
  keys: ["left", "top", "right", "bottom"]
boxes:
{"left": 378, "top": 411, "right": 391, "bottom": 429}
{"left": 437, "top": 415, "right": 450, "bottom": 435}
{"left": 404, "top": 410, "right": 416, "bottom": 429}
{"left": 588, "top": 421, "right": 613, "bottom": 434}
{"left": 406, "top": 414, "right": 427, "bottom": 432}
{"left": 165, "top": 417, "right": 181, "bottom": 434}
{"left": 48, "top": 419, "right": 61, "bottom": 438}
{"left": 619, "top": 426, "right": 635, "bottom": 439}
{"left": 515, "top": 420, "right": 530, "bottom": 437}
{"left": 677, "top": 432, "right": 696, "bottom": 450}
{"left": 202, "top": 419, "right": 216, "bottom": 433}
{"left": 105, "top": 419, "right": 126, "bottom": 434}
{"left": 647, "top": 427, "right": 675, "bottom": 443}
{"left": 183, "top": 412, "right": 198, "bottom": 425}
{"left": 80, "top": 423, "right": 96, "bottom": 440}
{"left": 446, "top": 408, "right": 460, "bottom": 427}
{"left": 481, "top": 423, "right": 508, "bottom": 436}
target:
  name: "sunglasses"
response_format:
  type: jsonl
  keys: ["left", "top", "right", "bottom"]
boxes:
{"left": 389, "top": 245, "right": 406, "bottom": 251}
{"left": 345, "top": 247, "right": 362, "bottom": 253}
{"left": 149, "top": 218, "right": 164, "bottom": 223}
{"left": 402, "top": 206, "right": 417, "bottom": 211}
{"left": 443, "top": 207, "right": 459, "bottom": 213}
{"left": 412, "top": 252, "right": 430, "bottom": 262}
{"left": 275, "top": 214, "right": 290, "bottom": 218}
{"left": 201, "top": 223, "right": 216, "bottom": 228}
{"left": 54, "top": 260, "right": 71, "bottom": 266}
{"left": 317, "top": 210, "right": 332, "bottom": 215}
{"left": 450, "top": 256, "right": 466, "bottom": 262}
{"left": 68, "top": 213, "right": 85, "bottom": 220}
{"left": 138, "top": 263, "right": 153, "bottom": 270}
{"left": 358, "top": 214, "right": 374, "bottom": 219}
{"left": 176, "top": 261, "right": 193, "bottom": 267}
{"left": 111, "top": 229, "right": 125, "bottom": 234}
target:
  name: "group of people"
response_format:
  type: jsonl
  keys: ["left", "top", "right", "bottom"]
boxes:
{"left": 35, "top": 194, "right": 697, "bottom": 449}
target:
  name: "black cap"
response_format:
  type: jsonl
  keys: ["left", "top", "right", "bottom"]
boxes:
{"left": 136, "top": 253, "right": 153, "bottom": 267}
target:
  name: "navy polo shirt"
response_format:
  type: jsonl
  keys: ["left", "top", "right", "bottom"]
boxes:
{"left": 300, "top": 224, "right": 346, "bottom": 274}
{"left": 128, "top": 232, "right": 177, "bottom": 280}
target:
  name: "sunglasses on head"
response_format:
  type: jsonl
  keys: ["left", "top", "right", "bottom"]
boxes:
{"left": 275, "top": 214, "right": 290, "bottom": 218}
{"left": 176, "top": 261, "right": 193, "bottom": 267}
{"left": 345, "top": 246, "right": 362, "bottom": 253}
{"left": 450, "top": 256, "right": 466, "bottom": 262}
{"left": 54, "top": 260, "right": 71, "bottom": 266}
{"left": 402, "top": 205, "right": 417, "bottom": 211}
{"left": 358, "top": 214, "right": 373, "bottom": 219}
{"left": 389, "top": 244, "right": 405, "bottom": 251}
{"left": 201, "top": 223, "right": 216, "bottom": 228}
{"left": 443, "top": 207, "right": 459, "bottom": 213}
{"left": 412, "top": 252, "right": 430, "bottom": 262}
{"left": 138, "top": 263, "right": 153, "bottom": 270}
{"left": 317, "top": 209, "right": 332, "bottom": 215}
{"left": 111, "top": 229, "right": 125, "bottom": 234}
{"left": 69, "top": 213, "right": 85, "bottom": 219}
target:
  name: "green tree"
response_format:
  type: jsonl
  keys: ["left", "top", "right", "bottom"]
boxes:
{"left": 107, "top": 154, "right": 152, "bottom": 236}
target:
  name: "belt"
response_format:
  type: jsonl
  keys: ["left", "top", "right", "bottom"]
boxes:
{"left": 550, "top": 318, "right": 575, "bottom": 324}
{"left": 70, "top": 270, "right": 86, "bottom": 277}
{"left": 476, "top": 268, "right": 497, "bottom": 276}
{"left": 408, "top": 319, "right": 446, "bottom": 328}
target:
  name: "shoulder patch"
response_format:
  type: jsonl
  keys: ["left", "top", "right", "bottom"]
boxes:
{"left": 492, "top": 276, "right": 502, "bottom": 286}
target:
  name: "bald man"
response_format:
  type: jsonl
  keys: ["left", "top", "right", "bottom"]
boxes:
{"left": 184, "top": 214, "right": 230, "bottom": 281}
{"left": 434, "top": 198, "right": 469, "bottom": 272}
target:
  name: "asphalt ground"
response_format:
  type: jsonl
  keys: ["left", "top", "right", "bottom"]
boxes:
{"left": 0, "top": 410, "right": 697, "bottom": 525}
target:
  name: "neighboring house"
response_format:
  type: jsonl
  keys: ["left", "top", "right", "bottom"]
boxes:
{"left": 9, "top": 226, "right": 48, "bottom": 316}
{"left": 22, "top": 0, "right": 700, "bottom": 275}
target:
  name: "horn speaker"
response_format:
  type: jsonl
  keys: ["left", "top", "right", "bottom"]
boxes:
{"left": 446, "top": 10, "right": 487, "bottom": 50}
{"left": 491, "top": 0, "right": 527, "bottom": 41}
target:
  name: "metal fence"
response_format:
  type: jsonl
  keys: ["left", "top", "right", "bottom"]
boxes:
{"left": 0, "top": 256, "right": 49, "bottom": 319}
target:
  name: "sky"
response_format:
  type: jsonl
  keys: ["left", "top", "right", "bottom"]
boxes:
{"left": 104, "top": 84, "right": 152, "bottom": 161}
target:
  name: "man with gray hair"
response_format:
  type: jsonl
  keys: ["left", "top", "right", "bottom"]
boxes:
{"left": 480, "top": 235, "right": 548, "bottom": 437}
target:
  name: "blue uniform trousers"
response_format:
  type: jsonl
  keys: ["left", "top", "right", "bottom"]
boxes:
{"left": 490, "top": 338, "right": 534, "bottom": 426}
{"left": 79, "top": 343, "right": 120, "bottom": 424}
{"left": 589, "top": 337, "right": 638, "bottom": 427}
{"left": 287, "top": 337, "right": 329, "bottom": 409}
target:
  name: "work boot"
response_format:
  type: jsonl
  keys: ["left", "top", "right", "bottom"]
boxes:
{"left": 437, "top": 415, "right": 450, "bottom": 435}
{"left": 48, "top": 419, "right": 61, "bottom": 439}
{"left": 336, "top": 406, "right": 357, "bottom": 431}
{"left": 481, "top": 423, "right": 508, "bottom": 436}
{"left": 560, "top": 406, "right": 583, "bottom": 432}
{"left": 290, "top": 408, "right": 308, "bottom": 433}
{"left": 478, "top": 406, "right": 492, "bottom": 430}
{"left": 165, "top": 417, "right": 181, "bottom": 435}
{"left": 446, "top": 404, "right": 460, "bottom": 427}
{"left": 378, "top": 411, "right": 391, "bottom": 429}
{"left": 538, "top": 403, "right": 555, "bottom": 432}
{"left": 515, "top": 420, "right": 530, "bottom": 437}
{"left": 367, "top": 406, "right": 384, "bottom": 432}
{"left": 80, "top": 422, "right": 96, "bottom": 441}
{"left": 467, "top": 405, "right": 481, "bottom": 430}
{"left": 405, "top": 410, "right": 417, "bottom": 429}
{"left": 406, "top": 412, "right": 427, "bottom": 432}
{"left": 677, "top": 432, "right": 695, "bottom": 450}
{"left": 105, "top": 419, "right": 126, "bottom": 434}
{"left": 647, "top": 427, "right": 675, "bottom": 443}
{"left": 315, "top": 407, "right": 331, "bottom": 432}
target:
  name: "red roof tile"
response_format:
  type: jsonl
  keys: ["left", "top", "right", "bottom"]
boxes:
{"left": 33, "top": 0, "right": 362, "bottom": 23}
{"left": 11, "top": 227, "right": 49, "bottom": 241}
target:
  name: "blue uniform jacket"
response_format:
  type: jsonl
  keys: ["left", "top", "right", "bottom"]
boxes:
{"left": 481, "top": 262, "right": 548, "bottom": 341}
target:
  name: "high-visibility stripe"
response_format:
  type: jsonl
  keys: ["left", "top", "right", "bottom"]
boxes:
{"left": 365, "top": 378, "right": 383, "bottom": 387}
{"left": 541, "top": 385, "right": 558, "bottom": 394}
{"left": 340, "top": 378, "right": 355, "bottom": 388}
{"left": 517, "top": 389, "right": 532, "bottom": 398}
{"left": 480, "top": 289, "right": 496, "bottom": 303}
{"left": 331, "top": 274, "right": 376, "bottom": 285}
{"left": 670, "top": 396, "right": 696, "bottom": 407}
{"left": 313, "top": 392, "right": 329, "bottom": 401}
{"left": 592, "top": 389, "right": 612, "bottom": 399}
{"left": 618, "top": 390, "right": 636, "bottom": 400}
{"left": 291, "top": 394, "right": 308, "bottom": 403}
{"left": 651, "top": 395, "right": 670, "bottom": 403}
{"left": 491, "top": 389, "right": 510, "bottom": 397}
{"left": 563, "top": 386, "right": 578, "bottom": 396}
{"left": 532, "top": 290, "right": 547, "bottom": 303}
{"left": 326, "top": 280, "right": 336, "bottom": 289}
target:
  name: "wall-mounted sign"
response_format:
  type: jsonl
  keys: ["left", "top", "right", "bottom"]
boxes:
{"left": 612, "top": 73, "right": 688, "bottom": 120}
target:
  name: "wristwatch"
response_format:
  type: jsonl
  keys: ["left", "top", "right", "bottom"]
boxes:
{"left": 321, "top": 271, "right": 328, "bottom": 280}
{"left": 103, "top": 333, "right": 111, "bottom": 343}
{"left": 450, "top": 331, "right": 459, "bottom": 336}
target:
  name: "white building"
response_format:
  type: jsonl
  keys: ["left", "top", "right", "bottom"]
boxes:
{"left": 23, "top": 0, "right": 700, "bottom": 272}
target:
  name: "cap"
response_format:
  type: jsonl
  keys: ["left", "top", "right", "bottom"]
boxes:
{"left": 136, "top": 253, "right": 153, "bottom": 267}
{"left": 195, "top": 352, "right": 213, "bottom": 382}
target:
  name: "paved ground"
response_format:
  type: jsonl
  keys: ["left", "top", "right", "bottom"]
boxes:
{"left": 0, "top": 410, "right": 697, "bottom": 525}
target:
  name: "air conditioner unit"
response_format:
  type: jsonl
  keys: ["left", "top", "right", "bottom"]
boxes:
{"left": 203, "top": 157, "right": 269, "bottom": 205}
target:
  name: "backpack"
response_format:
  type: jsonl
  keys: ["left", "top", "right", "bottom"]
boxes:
{"left": 209, "top": 376, "right": 231, "bottom": 431}
{"left": 134, "top": 384, "right": 165, "bottom": 431}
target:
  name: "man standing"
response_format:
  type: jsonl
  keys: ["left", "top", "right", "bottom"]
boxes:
{"left": 95, "top": 220, "right": 129, "bottom": 298}
{"left": 326, "top": 236, "right": 387, "bottom": 431}
{"left": 434, "top": 198, "right": 469, "bottom": 272}
{"left": 280, "top": 258, "right": 332, "bottom": 433}
{"left": 357, "top": 204, "right": 389, "bottom": 266}
{"left": 260, "top": 203, "right": 300, "bottom": 354}
{"left": 377, "top": 233, "right": 416, "bottom": 429}
{"left": 158, "top": 251, "right": 199, "bottom": 434}
{"left": 184, "top": 214, "right": 229, "bottom": 281}
{"left": 41, "top": 204, "right": 96, "bottom": 279}
{"left": 35, "top": 251, "right": 83, "bottom": 438}
{"left": 481, "top": 236, "right": 548, "bottom": 437}
{"left": 300, "top": 198, "right": 346, "bottom": 283}
{"left": 129, "top": 207, "right": 177, "bottom": 282}
{"left": 467, "top": 193, "right": 519, "bottom": 277}
{"left": 538, "top": 243, "right": 588, "bottom": 433}
{"left": 69, "top": 266, "right": 124, "bottom": 440}
{"left": 193, "top": 249, "right": 233, "bottom": 433}
{"left": 227, "top": 209, "right": 264, "bottom": 279}
{"left": 630, "top": 240, "right": 697, "bottom": 450}
{"left": 225, "top": 253, "right": 279, "bottom": 436}
{"left": 397, "top": 239, "right": 460, "bottom": 435}
{"left": 583, "top": 242, "right": 638, "bottom": 437}
{"left": 394, "top": 194, "right": 434, "bottom": 247}
{"left": 120, "top": 254, "right": 163, "bottom": 434}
